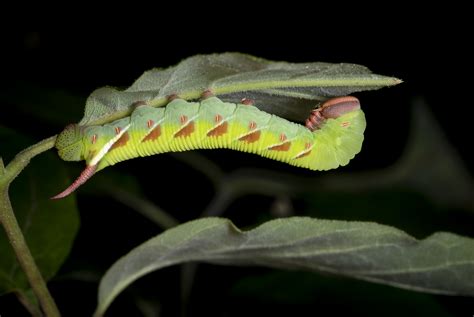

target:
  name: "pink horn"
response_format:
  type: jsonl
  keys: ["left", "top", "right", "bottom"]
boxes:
{"left": 51, "top": 165, "right": 97, "bottom": 200}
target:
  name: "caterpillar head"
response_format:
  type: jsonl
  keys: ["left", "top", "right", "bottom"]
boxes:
{"left": 53, "top": 123, "right": 116, "bottom": 200}
{"left": 56, "top": 124, "right": 83, "bottom": 161}
{"left": 56, "top": 124, "right": 114, "bottom": 165}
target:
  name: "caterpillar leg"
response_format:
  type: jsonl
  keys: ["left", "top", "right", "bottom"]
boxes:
{"left": 301, "top": 96, "right": 366, "bottom": 170}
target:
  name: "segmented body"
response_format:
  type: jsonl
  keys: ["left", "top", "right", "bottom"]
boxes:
{"left": 53, "top": 96, "right": 366, "bottom": 198}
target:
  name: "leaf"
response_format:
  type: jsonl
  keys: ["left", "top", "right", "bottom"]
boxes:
{"left": 0, "top": 126, "right": 80, "bottom": 294}
{"left": 80, "top": 53, "right": 401, "bottom": 126}
{"left": 95, "top": 217, "right": 474, "bottom": 315}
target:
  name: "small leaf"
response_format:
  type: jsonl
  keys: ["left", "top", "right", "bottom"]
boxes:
{"left": 0, "top": 127, "right": 80, "bottom": 294}
{"left": 80, "top": 53, "right": 401, "bottom": 126}
{"left": 95, "top": 217, "right": 474, "bottom": 315}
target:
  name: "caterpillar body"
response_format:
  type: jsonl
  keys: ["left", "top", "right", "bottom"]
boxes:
{"left": 52, "top": 96, "right": 365, "bottom": 199}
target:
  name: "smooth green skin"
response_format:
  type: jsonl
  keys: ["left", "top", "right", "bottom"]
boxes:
{"left": 56, "top": 96, "right": 365, "bottom": 174}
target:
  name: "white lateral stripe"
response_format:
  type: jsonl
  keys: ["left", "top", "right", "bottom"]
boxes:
{"left": 140, "top": 118, "right": 165, "bottom": 142}
{"left": 234, "top": 123, "right": 269, "bottom": 142}
{"left": 89, "top": 124, "right": 131, "bottom": 166}
{"left": 293, "top": 144, "right": 314, "bottom": 159}
{"left": 205, "top": 120, "right": 227, "bottom": 135}
{"left": 172, "top": 115, "right": 199, "bottom": 137}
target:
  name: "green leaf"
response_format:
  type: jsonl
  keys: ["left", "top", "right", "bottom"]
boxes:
{"left": 0, "top": 126, "right": 80, "bottom": 294}
{"left": 80, "top": 53, "right": 401, "bottom": 126}
{"left": 95, "top": 217, "right": 474, "bottom": 315}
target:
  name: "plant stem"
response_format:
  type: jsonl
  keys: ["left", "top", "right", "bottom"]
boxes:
{"left": 15, "top": 291, "right": 43, "bottom": 317}
{"left": 0, "top": 136, "right": 61, "bottom": 317}
{"left": 104, "top": 186, "right": 179, "bottom": 229}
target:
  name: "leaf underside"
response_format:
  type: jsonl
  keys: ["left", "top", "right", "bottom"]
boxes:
{"left": 95, "top": 217, "right": 474, "bottom": 315}
{"left": 81, "top": 53, "right": 401, "bottom": 126}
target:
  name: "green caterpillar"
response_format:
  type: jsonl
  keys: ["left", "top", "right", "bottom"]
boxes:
{"left": 52, "top": 96, "right": 365, "bottom": 199}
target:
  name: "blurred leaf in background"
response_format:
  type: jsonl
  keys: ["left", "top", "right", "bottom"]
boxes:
{"left": 0, "top": 126, "right": 79, "bottom": 297}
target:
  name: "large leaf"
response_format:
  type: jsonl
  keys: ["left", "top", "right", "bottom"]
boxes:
{"left": 80, "top": 53, "right": 401, "bottom": 126}
{"left": 95, "top": 217, "right": 474, "bottom": 315}
{"left": 0, "top": 126, "right": 80, "bottom": 294}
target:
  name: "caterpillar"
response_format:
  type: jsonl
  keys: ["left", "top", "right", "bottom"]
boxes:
{"left": 52, "top": 96, "right": 365, "bottom": 199}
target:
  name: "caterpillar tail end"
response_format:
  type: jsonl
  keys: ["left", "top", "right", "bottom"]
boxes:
{"left": 51, "top": 165, "right": 97, "bottom": 199}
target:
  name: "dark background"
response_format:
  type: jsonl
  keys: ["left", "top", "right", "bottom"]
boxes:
{"left": 1, "top": 24, "right": 473, "bottom": 316}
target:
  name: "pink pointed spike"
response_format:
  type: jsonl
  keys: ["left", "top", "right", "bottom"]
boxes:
{"left": 51, "top": 165, "right": 97, "bottom": 199}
